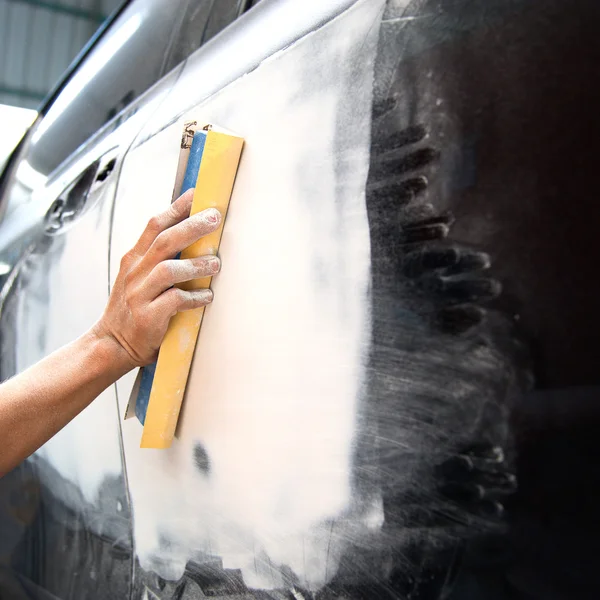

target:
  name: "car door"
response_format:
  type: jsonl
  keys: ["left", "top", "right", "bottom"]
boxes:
{"left": 112, "top": 0, "right": 566, "bottom": 598}
{"left": 110, "top": 0, "right": 393, "bottom": 597}
{"left": 0, "top": 1, "right": 215, "bottom": 598}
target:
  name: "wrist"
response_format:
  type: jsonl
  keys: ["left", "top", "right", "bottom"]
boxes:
{"left": 87, "top": 323, "right": 138, "bottom": 377}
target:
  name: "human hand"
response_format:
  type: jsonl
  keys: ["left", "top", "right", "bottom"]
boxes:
{"left": 93, "top": 188, "right": 221, "bottom": 369}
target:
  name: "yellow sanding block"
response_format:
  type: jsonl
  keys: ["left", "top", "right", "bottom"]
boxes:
{"left": 140, "top": 125, "right": 244, "bottom": 448}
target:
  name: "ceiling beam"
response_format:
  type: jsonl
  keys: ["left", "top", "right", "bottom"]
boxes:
{"left": 5, "top": 0, "right": 107, "bottom": 24}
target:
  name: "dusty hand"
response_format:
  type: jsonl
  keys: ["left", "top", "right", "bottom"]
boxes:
{"left": 93, "top": 188, "right": 221, "bottom": 369}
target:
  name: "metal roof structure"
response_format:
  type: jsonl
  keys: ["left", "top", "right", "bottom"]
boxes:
{"left": 0, "top": 0, "right": 121, "bottom": 109}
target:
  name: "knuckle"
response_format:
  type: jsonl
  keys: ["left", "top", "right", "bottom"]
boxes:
{"left": 176, "top": 287, "right": 188, "bottom": 304}
{"left": 170, "top": 288, "right": 186, "bottom": 314}
{"left": 155, "top": 261, "right": 173, "bottom": 282}
{"left": 160, "top": 285, "right": 178, "bottom": 304}
{"left": 124, "top": 287, "right": 137, "bottom": 308}
{"left": 122, "top": 269, "right": 135, "bottom": 289}
{"left": 146, "top": 215, "right": 162, "bottom": 235}
{"left": 178, "top": 188, "right": 194, "bottom": 205}
{"left": 152, "top": 231, "right": 172, "bottom": 256}
{"left": 170, "top": 190, "right": 192, "bottom": 218}
{"left": 165, "top": 203, "right": 179, "bottom": 222}
{"left": 120, "top": 250, "right": 134, "bottom": 271}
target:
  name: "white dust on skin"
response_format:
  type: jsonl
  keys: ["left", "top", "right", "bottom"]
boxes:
{"left": 117, "top": 0, "right": 385, "bottom": 591}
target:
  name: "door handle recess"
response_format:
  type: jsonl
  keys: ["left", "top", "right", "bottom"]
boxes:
{"left": 95, "top": 158, "right": 116, "bottom": 182}
{"left": 44, "top": 198, "right": 67, "bottom": 232}
{"left": 43, "top": 151, "right": 118, "bottom": 234}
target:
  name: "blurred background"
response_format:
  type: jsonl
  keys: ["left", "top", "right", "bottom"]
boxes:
{"left": 0, "top": 0, "right": 121, "bottom": 165}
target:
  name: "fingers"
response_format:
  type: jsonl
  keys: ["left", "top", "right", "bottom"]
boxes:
{"left": 144, "top": 207, "right": 222, "bottom": 267}
{"left": 133, "top": 189, "right": 195, "bottom": 255}
{"left": 101, "top": 190, "right": 225, "bottom": 368}
{"left": 143, "top": 255, "right": 221, "bottom": 300}
{"left": 151, "top": 287, "right": 214, "bottom": 322}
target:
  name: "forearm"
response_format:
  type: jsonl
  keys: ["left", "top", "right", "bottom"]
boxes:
{"left": 0, "top": 328, "right": 133, "bottom": 476}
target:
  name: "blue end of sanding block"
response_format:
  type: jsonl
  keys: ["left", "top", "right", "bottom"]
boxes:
{"left": 134, "top": 130, "right": 207, "bottom": 425}
{"left": 181, "top": 131, "right": 206, "bottom": 192}
{"left": 135, "top": 362, "right": 155, "bottom": 424}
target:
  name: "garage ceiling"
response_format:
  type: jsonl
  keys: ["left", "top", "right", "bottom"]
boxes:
{"left": 0, "top": 0, "right": 122, "bottom": 109}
